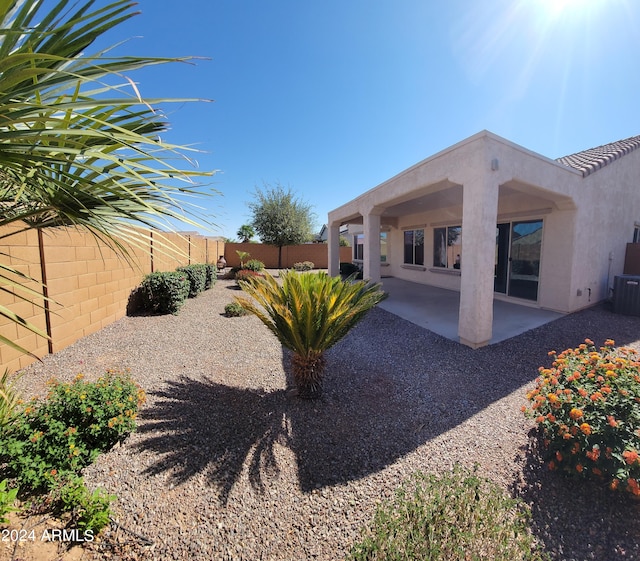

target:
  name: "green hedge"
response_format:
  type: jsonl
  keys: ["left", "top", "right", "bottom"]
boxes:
{"left": 140, "top": 271, "right": 190, "bottom": 314}
{"left": 204, "top": 263, "right": 217, "bottom": 289}
{"left": 177, "top": 264, "right": 208, "bottom": 297}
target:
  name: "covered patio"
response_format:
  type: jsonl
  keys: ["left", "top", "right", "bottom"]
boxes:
{"left": 379, "top": 277, "right": 564, "bottom": 345}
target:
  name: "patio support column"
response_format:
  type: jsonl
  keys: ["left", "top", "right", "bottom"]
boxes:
{"left": 458, "top": 174, "right": 499, "bottom": 348}
{"left": 363, "top": 210, "right": 381, "bottom": 282}
{"left": 327, "top": 222, "right": 341, "bottom": 277}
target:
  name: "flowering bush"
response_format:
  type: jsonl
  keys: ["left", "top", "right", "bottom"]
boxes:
{"left": 293, "top": 261, "right": 314, "bottom": 271}
{"left": 235, "top": 269, "right": 263, "bottom": 284}
{"left": 524, "top": 339, "right": 640, "bottom": 496}
{"left": 0, "top": 370, "right": 145, "bottom": 492}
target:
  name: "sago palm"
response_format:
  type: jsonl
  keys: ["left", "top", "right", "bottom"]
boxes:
{"left": 236, "top": 271, "right": 387, "bottom": 399}
{"left": 0, "top": 0, "right": 216, "bottom": 357}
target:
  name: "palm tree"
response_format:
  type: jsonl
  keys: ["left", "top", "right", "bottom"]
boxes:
{"left": 236, "top": 271, "right": 387, "bottom": 399}
{"left": 237, "top": 224, "right": 255, "bottom": 243}
{"left": 0, "top": 0, "right": 216, "bottom": 357}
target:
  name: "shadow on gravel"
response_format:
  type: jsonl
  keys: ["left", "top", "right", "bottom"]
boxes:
{"left": 512, "top": 433, "right": 640, "bottom": 561}
{"left": 135, "top": 303, "right": 640, "bottom": 514}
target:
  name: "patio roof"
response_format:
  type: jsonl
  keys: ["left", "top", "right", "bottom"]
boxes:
{"left": 378, "top": 277, "right": 564, "bottom": 345}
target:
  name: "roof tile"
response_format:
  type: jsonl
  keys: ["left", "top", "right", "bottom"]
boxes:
{"left": 556, "top": 135, "right": 640, "bottom": 177}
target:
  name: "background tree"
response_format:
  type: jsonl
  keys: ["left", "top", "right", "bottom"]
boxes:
{"left": 0, "top": 0, "right": 216, "bottom": 358}
{"left": 248, "top": 183, "right": 315, "bottom": 268}
{"left": 237, "top": 224, "right": 255, "bottom": 243}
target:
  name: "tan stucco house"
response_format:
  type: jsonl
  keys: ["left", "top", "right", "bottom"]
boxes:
{"left": 327, "top": 130, "right": 640, "bottom": 348}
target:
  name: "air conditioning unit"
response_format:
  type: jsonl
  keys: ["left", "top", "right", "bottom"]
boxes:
{"left": 613, "top": 275, "right": 640, "bottom": 316}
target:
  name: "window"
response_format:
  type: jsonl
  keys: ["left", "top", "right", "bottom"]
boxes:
{"left": 433, "top": 226, "right": 462, "bottom": 269}
{"left": 380, "top": 232, "right": 388, "bottom": 262}
{"left": 354, "top": 232, "right": 388, "bottom": 262}
{"left": 404, "top": 229, "right": 424, "bottom": 266}
{"left": 634, "top": 226, "right": 640, "bottom": 243}
{"left": 354, "top": 234, "right": 364, "bottom": 260}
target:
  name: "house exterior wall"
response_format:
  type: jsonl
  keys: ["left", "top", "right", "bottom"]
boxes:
{"left": 329, "top": 131, "right": 640, "bottom": 347}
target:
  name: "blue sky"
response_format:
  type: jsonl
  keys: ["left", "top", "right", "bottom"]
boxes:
{"left": 100, "top": 0, "right": 640, "bottom": 239}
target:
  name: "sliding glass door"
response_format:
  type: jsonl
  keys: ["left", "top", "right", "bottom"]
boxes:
{"left": 495, "top": 220, "right": 543, "bottom": 301}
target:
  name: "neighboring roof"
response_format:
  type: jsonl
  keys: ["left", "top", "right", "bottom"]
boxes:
{"left": 556, "top": 135, "right": 640, "bottom": 177}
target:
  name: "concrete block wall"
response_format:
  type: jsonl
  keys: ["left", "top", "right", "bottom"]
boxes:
{"left": 0, "top": 225, "right": 224, "bottom": 373}
{"left": 0, "top": 224, "right": 48, "bottom": 371}
{"left": 224, "top": 243, "right": 352, "bottom": 269}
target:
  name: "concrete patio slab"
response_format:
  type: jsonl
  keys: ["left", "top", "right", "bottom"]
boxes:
{"left": 378, "top": 277, "right": 564, "bottom": 345}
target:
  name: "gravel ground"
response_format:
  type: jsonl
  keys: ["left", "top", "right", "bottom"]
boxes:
{"left": 10, "top": 276, "right": 640, "bottom": 561}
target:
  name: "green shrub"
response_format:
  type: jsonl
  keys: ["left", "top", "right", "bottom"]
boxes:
{"left": 204, "top": 263, "right": 217, "bottom": 289}
{"left": 340, "top": 262, "right": 360, "bottom": 277}
{"left": 244, "top": 259, "right": 265, "bottom": 272}
{"left": 56, "top": 475, "right": 115, "bottom": 535}
{"left": 524, "top": 338, "right": 640, "bottom": 496}
{"left": 140, "top": 271, "right": 190, "bottom": 314}
{"left": 0, "top": 371, "right": 145, "bottom": 493}
{"left": 0, "top": 369, "right": 23, "bottom": 427}
{"left": 177, "top": 264, "right": 207, "bottom": 297}
{"left": 224, "top": 302, "right": 247, "bottom": 317}
{"left": 0, "top": 479, "right": 19, "bottom": 525}
{"left": 293, "top": 261, "right": 314, "bottom": 271}
{"left": 348, "top": 465, "right": 547, "bottom": 561}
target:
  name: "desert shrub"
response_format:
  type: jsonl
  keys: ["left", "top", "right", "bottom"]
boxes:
{"left": 524, "top": 338, "right": 640, "bottom": 496}
{"left": 340, "top": 262, "right": 360, "bottom": 277}
{"left": 140, "top": 271, "right": 190, "bottom": 314}
{"left": 204, "top": 263, "right": 217, "bottom": 289}
{"left": 235, "top": 269, "right": 263, "bottom": 284}
{"left": 0, "top": 371, "right": 145, "bottom": 493}
{"left": 177, "top": 264, "right": 207, "bottom": 297}
{"left": 56, "top": 475, "right": 115, "bottom": 535}
{"left": 293, "top": 261, "right": 314, "bottom": 271}
{"left": 349, "top": 465, "right": 547, "bottom": 561}
{"left": 0, "top": 479, "right": 19, "bottom": 525}
{"left": 224, "top": 302, "right": 247, "bottom": 317}
{"left": 244, "top": 259, "right": 265, "bottom": 272}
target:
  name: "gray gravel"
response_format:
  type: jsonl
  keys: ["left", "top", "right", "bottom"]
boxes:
{"left": 14, "top": 277, "right": 640, "bottom": 560}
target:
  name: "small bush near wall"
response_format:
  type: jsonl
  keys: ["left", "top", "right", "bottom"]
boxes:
{"left": 140, "top": 271, "right": 190, "bottom": 315}
{"left": 340, "top": 262, "right": 361, "bottom": 278}
{"left": 204, "top": 263, "right": 217, "bottom": 289}
{"left": 177, "top": 264, "right": 208, "bottom": 297}
{"left": 244, "top": 259, "right": 265, "bottom": 272}
{"left": 293, "top": 261, "right": 314, "bottom": 271}
{"left": 235, "top": 269, "right": 264, "bottom": 285}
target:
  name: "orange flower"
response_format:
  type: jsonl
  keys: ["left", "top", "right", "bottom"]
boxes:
{"left": 622, "top": 450, "right": 639, "bottom": 466}
{"left": 50, "top": 469, "right": 57, "bottom": 476}
{"left": 548, "top": 460, "right": 556, "bottom": 471}
{"left": 584, "top": 338, "right": 594, "bottom": 345}
{"left": 607, "top": 415, "right": 618, "bottom": 428}
{"left": 578, "top": 388, "right": 588, "bottom": 397}
{"left": 576, "top": 464, "right": 584, "bottom": 473}
{"left": 586, "top": 447, "right": 600, "bottom": 462}
{"left": 580, "top": 423, "right": 592, "bottom": 435}
{"left": 590, "top": 392, "right": 603, "bottom": 401}
{"left": 547, "top": 393, "right": 560, "bottom": 404}
{"left": 592, "top": 468, "right": 602, "bottom": 476}
{"left": 627, "top": 479, "right": 640, "bottom": 496}
{"left": 604, "top": 339, "right": 615, "bottom": 346}
{"left": 610, "top": 479, "right": 620, "bottom": 491}
{"left": 556, "top": 451, "right": 563, "bottom": 462}
{"left": 569, "top": 408, "right": 583, "bottom": 420}
{"left": 546, "top": 413, "right": 556, "bottom": 422}
{"left": 536, "top": 415, "right": 545, "bottom": 423}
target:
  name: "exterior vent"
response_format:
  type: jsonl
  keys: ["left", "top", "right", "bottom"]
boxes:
{"left": 613, "top": 275, "right": 640, "bottom": 316}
